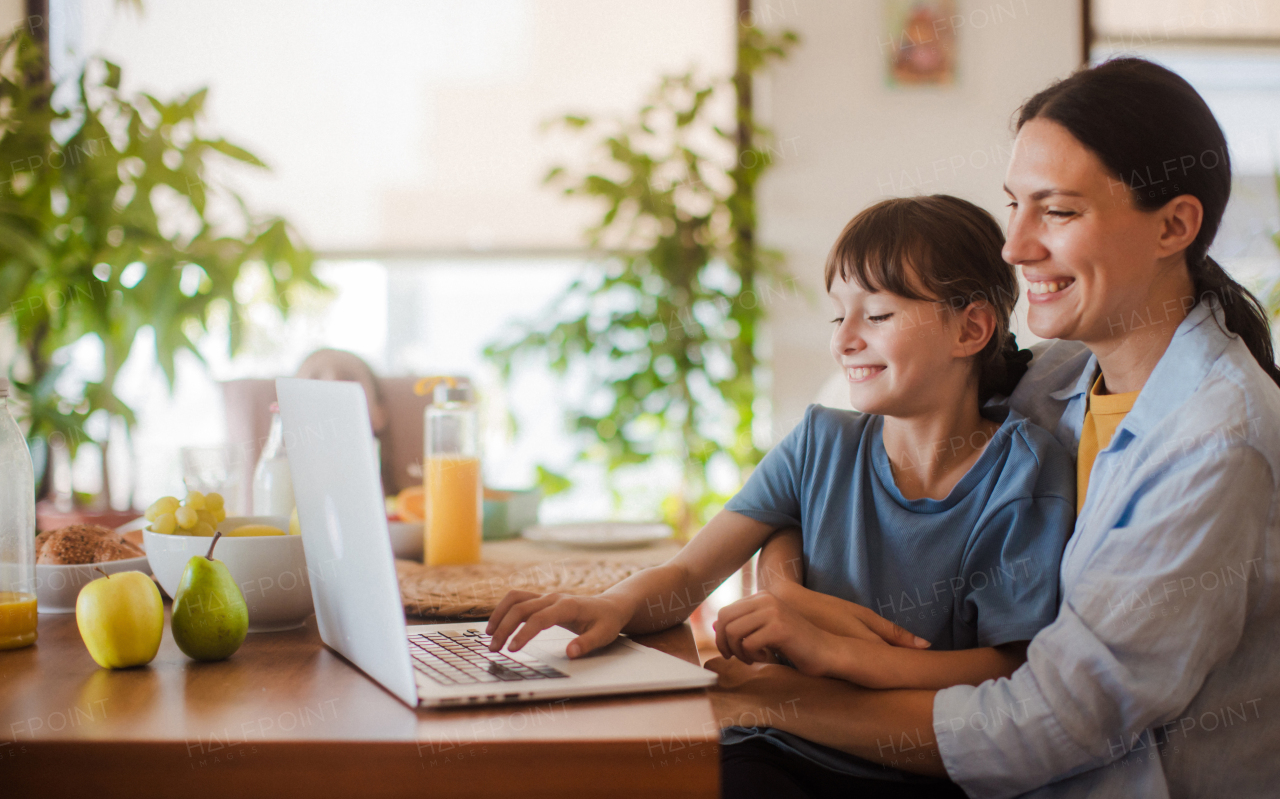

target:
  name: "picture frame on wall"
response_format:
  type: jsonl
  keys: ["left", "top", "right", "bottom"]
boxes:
{"left": 884, "top": 0, "right": 958, "bottom": 86}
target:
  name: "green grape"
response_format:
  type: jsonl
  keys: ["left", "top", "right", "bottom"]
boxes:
{"left": 145, "top": 496, "right": 179, "bottom": 522}
{"left": 189, "top": 521, "right": 217, "bottom": 537}
{"left": 150, "top": 512, "right": 177, "bottom": 535}
{"left": 175, "top": 506, "right": 198, "bottom": 529}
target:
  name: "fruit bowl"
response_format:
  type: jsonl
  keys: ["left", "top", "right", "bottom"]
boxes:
{"left": 35, "top": 557, "right": 152, "bottom": 614}
{"left": 144, "top": 516, "right": 313, "bottom": 632}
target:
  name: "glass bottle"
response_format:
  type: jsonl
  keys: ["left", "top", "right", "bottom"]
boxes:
{"left": 424, "top": 381, "right": 481, "bottom": 565}
{"left": 252, "top": 403, "right": 295, "bottom": 517}
{"left": 0, "top": 378, "right": 37, "bottom": 650}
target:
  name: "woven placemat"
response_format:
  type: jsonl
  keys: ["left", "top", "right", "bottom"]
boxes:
{"left": 396, "top": 558, "right": 647, "bottom": 620}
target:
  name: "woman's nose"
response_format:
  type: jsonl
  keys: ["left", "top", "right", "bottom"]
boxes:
{"left": 1002, "top": 208, "right": 1049, "bottom": 266}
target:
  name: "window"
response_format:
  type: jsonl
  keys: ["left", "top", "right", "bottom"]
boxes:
{"left": 40, "top": 0, "right": 738, "bottom": 518}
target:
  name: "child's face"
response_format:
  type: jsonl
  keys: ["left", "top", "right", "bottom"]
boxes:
{"left": 828, "top": 276, "right": 970, "bottom": 415}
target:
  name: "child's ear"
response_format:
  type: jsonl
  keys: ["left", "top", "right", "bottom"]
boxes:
{"left": 953, "top": 301, "right": 997, "bottom": 359}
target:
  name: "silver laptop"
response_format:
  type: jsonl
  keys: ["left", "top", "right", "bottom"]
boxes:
{"left": 275, "top": 377, "right": 716, "bottom": 708}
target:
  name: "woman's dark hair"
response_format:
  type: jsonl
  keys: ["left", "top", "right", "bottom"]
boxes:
{"left": 1017, "top": 56, "right": 1280, "bottom": 388}
{"left": 824, "top": 194, "right": 1029, "bottom": 402}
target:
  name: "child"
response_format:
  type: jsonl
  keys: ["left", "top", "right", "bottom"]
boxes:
{"left": 486, "top": 195, "right": 1075, "bottom": 794}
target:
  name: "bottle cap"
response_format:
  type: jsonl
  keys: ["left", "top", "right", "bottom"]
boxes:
{"left": 433, "top": 381, "right": 472, "bottom": 404}
{"left": 0, "top": 377, "right": 8, "bottom": 398}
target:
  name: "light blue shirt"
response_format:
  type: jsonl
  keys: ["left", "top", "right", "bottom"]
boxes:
{"left": 723, "top": 404, "right": 1075, "bottom": 780}
{"left": 934, "top": 299, "right": 1280, "bottom": 798}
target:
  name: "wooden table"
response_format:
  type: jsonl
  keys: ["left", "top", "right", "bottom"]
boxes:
{"left": 0, "top": 608, "right": 720, "bottom": 798}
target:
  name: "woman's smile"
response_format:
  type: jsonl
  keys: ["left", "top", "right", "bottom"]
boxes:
{"left": 1025, "top": 276, "right": 1076, "bottom": 304}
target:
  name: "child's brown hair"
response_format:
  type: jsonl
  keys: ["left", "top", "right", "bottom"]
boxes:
{"left": 824, "top": 194, "right": 1027, "bottom": 401}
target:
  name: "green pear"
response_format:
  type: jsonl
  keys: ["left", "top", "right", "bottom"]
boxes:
{"left": 171, "top": 532, "right": 249, "bottom": 661}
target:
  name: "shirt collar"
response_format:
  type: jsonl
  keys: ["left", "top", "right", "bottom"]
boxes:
{"left": 1049, "top": 353, "right": 1096, "bottom": 402}
{"left": 1119, "top": 297, "right": 1229, "bottom": 439}
{"left": 1042, "top": 298, "right": 1228, "bottom": 430}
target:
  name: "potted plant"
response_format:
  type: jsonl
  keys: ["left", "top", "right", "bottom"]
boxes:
{"left": 0, "top": 29, "right": 321, "bottom": 519}
{"left": 486, "top": 18, "right": 798, "bottom": 536}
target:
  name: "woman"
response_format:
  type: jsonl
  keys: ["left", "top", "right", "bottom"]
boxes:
{"left": 708, "top": 57, "right": 1280, "bottom": 798}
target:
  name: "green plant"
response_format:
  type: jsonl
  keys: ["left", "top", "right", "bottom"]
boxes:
{"left": 486, "top": 22, "right": 797, "bottom": 536}
{"left": 0, "top": 29, "right": 321, "bottom": 501}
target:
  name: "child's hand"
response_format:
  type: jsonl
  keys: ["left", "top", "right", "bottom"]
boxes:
{"left": 485, "top": 590, "right": 632, "bottom": 658}
{"left": 766, "top": 581, "right": 930, "bottom": 650}
{"left": 714, "top": 591, "right": 838, "bottom": 676}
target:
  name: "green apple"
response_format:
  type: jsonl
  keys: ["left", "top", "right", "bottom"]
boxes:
{"left": 75, "top": 570, "right": 165, "bottom": 669}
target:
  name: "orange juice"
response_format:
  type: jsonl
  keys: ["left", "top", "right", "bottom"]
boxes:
{"left": 425, "top": 456, "right": 482, "bottom": 565}
{"left": 0, "top": 591, "right": 37, "bottom": 650}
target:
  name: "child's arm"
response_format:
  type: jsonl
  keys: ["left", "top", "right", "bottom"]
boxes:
{"left": 715, "top": 590, "right": 1026, "bottom": 689}
{"left": 756, "top": 528, "right": 804, "bottom": 591}
{"left": 486, "top": 510, "right": 776, "bottom": 657}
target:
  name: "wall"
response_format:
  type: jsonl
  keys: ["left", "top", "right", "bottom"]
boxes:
{"left": 755, "top": 0, "right": 1082, "bottom": 433}
{"left": 0, "top": 0, "right": 24, "bottom": 32}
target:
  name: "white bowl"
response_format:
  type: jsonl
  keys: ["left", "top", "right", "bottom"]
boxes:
{"left": 388, "top": 520, "right": 424, "bottom": 560}
{"left": 144, "top": 516, "right": 313, "bottom": 633}
{"left": 35, "top": 557, "right": 153, "bottom": 614}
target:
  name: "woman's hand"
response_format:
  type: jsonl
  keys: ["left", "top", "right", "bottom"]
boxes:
{"left": 485, "top": 590, "right": 633, "bottom": 658}
{"left": 767, "top": 581, "right": 930, "bottom": 649}
{"left": 714, "top": 591, "right": 841, "bottom": 676}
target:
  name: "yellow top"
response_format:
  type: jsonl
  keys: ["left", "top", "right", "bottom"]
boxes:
{"left": 1077, "top": 375, "right": 1140, "bottom": 513}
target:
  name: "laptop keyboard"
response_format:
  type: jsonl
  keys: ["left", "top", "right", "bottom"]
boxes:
{"left": 408, "top": 628, "right": 569, "bottom": 686}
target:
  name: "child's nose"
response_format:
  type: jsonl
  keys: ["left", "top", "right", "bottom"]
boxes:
{"left": 832, "top": 321, "right": 864, "bottom": 354}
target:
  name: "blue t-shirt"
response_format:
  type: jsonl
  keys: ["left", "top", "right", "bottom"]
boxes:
{"left": 721, "top": 404, "right": 1075, "bottom": 780}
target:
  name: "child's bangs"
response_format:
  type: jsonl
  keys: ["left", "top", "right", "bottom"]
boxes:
{"left": 823, "top": 204, "right": 939, "bottom": 302}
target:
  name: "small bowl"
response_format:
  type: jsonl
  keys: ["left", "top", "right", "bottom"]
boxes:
{"left": 144, "top": 516, "right": 313, "bottom": 633}
{"left": 388, "top": 520, "right": 424, "bottom": 560}
{"left": 35, "top": 557, "right": 153, "bottom": 614}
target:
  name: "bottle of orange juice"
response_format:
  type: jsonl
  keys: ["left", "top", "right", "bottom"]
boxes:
{"left": 424, "top": 381, "right": 482, "bottom": 566}
{"left": 0, "top": 378, "right": 37, "bottom": 650}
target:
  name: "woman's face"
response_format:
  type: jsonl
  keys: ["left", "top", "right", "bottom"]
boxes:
{"left": 1002, "top": 118, "right": 1172, "bottom": 345}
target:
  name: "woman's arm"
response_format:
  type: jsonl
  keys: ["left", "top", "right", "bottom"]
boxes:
{"left": 705, "top": 656, "right": 949, "bottom": 777}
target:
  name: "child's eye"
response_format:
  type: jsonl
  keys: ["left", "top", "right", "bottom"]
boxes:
{"left": 830, "top": 317, "right": 844, "bottom": 325}
{"left": 1005, "top": 201, "right": 1017, "bottom": 210}
{"left": 867, "top": 313, "right": 893, "bottom": 323}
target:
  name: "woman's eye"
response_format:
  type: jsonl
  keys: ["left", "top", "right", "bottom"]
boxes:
{"left": 1046, "top": 209, "right": 1075, "bottom": 218}
{"left": 830, "top": 317, "right": 844, "bottom": 325}
{"left": 867, "top": 313, "right": 893, "bottom": 323}
{"left": 1005, "top": 201, "right": 1017, "bottom": 209}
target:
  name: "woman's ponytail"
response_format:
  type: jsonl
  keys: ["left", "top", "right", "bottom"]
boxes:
{"left": 1192, "top": 255, "right": 1280, "bottom": 388}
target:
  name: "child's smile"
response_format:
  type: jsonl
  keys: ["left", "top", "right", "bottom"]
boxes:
{"left": 845, "top": 365, "right": 886, "bottom": 383}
